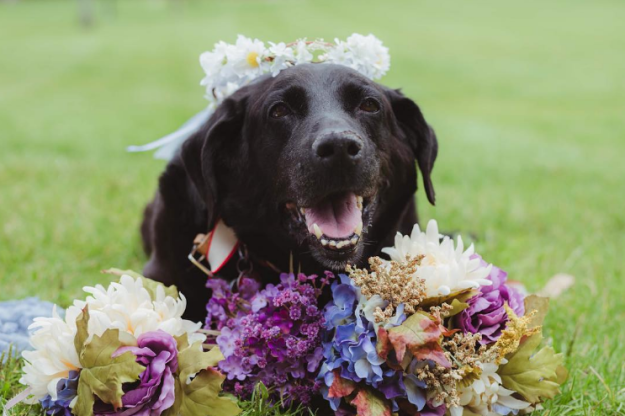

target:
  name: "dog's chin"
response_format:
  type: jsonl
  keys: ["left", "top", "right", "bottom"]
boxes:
{"left": 308, "top": 240, "right": 366, "bottom": 271}
{"left": 284, "top": 191, "right": 375, "bottom": 271}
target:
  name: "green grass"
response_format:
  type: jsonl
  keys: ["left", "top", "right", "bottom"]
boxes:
{"left": 1, "top": 0, "right": 624, "bottom": 414}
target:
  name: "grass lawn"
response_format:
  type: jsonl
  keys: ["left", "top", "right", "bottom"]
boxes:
{"left": 1, "top": 0, "right": 624, "bottom": 414}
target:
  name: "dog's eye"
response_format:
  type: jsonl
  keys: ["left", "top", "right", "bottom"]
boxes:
{"left": 270, "top": 103, "right": 292, "bottom": 119}
{"left": 359, "top": 97, "right": 381, "bottom": 113}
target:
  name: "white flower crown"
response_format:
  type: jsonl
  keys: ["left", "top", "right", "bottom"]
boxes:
{"left": 200, "top": 33, "right": 390, "bottom": 110}
{"left": 127, "top": 33, "right": 390, "bottom": 159}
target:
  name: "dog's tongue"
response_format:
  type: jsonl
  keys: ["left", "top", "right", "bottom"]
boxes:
{"left": 304, "top": 193, "right": 361, "bottom": 239}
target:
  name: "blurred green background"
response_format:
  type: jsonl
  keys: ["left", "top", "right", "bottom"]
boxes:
{"left": 0, "top": 0, "right": 624, "bottom": 414}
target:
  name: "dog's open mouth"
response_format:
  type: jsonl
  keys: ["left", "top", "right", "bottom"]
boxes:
{"left": 286, "top": 192, "right": 369, "bottom": 254}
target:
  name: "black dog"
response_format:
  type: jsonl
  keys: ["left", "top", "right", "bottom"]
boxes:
{"left": 141, "top": 63, "right": 438, "bottom": 321}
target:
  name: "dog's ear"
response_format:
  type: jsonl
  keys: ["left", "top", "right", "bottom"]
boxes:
{"left": 384, "top": 88, "right": 438, "bottom": 205}
{"left": 180, "top": 93, "right": 248, "bottom": 229}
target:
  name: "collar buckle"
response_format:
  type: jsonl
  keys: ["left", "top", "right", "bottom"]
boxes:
{"left": 188, "top": 233, "right": 214, "bottom": 277}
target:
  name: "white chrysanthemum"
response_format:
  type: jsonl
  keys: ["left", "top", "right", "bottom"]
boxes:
{"left": 449, "top": 360, "right": 530, "bottom": 416}
{"left": 19, "top": 307, "right": 80, "bottom": 403}
{"left": 20, "top": 275, "right": 204, "bottom": 401}
{"left": 382, "top": 220, "right": 492, "bottom": 297}
{"left": 74, "top": 275, "right": 204, "bottom": 343}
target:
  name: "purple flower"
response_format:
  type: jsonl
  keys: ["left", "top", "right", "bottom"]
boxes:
{"left": 455, "top": 256, "right": 525, "bottom": 344}
{"left": 94, "top": 331, "right": 178, "bottom": 416}
{"left": 40, "top": 371, "right": 79, "bottom": 416}
{"left": 207, "top": 273, "right": 329, "bottom": 405}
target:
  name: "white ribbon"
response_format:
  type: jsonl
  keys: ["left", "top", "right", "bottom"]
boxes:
{"left": 2, "top": 387, "right": 32, "bottom": 416}
{"left": 206, "top": 220, "right": 239, "bottom": 274}
{"left": 127, "top": 108, "right": 212, "bottom": 160}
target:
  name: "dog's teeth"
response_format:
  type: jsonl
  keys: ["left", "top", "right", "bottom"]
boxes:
{"left": 356, "top": 196, "right": 363, "bottom": 211}
{"left": 300, "top": 208, "right": 306, "bottom": 215}
{"left": 329, "top": 240, "right": 337, "bottom": 247}
{"left": 354, "top": 220, "right": 363, "bottom": 236}
{"left": 336, "top": 240, "right": 346, "bottom": 249}
{"left": 321, "top": 239, "right": 328, "bottom": 246}
{"left": 313, "top": 223, "right": 323, "bottom": 239}
{"left": 350, "top": 236, "right": 358, "bottom": 245}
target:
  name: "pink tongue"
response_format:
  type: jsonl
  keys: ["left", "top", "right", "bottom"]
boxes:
{"left": 304, "top": 193, "right": 361, "bottom": 239}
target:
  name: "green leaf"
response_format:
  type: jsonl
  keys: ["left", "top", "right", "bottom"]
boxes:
{"left": 419, "top": 287, "right": 475, "bottom": 309}
{"left": 74, "top": 373, "right": 96, "bottom": 416}
{"left": 499, "top": 332, "right": 564, "bottom": 403}
{"left": 140, "top": 276, "right": 179, "bottom": 300}
{"left": 162, "top": 340, "right": 240, "bottom": 416}
{"left": 169, "top": 368, "right": 241, "bottom": 416}
{"left": 349, "top": 387, "right": 391, "bottom": 416}
{"left": 447, "top": 289, "right": 479, "bottom": 318}
{"left": 74, "top": 306, "right": 90, "bottom": 355}
{"left": 73, "top": 329, "right": 145, "bottom": 415}
{"left": 256, "top": 381, "right": 269, "bottom": 401}
{"left": 174, "top": 333, "right": 190, "bottom": 351}
{"left": 102, "top": 268, "right": 179, "bottom": 299}
{"left": 379, "top": 311, "right": 450, "bottom": 368}
{"left": 178, "top": 338, "right": 224, "bottom": 384}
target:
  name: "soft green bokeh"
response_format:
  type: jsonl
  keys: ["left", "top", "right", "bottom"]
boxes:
{"left": 0, "top": 0, "right": 623, "bottom": 414}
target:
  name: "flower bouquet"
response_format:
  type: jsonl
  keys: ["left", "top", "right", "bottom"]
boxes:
{"left": 11, "top": 220, "right": 566, "bottom": 416}
{"left": 204, "top": 220, "right": 567, "bottom": 415}
{"left": 13, "top": 271, "right": 241, "bottom": 416}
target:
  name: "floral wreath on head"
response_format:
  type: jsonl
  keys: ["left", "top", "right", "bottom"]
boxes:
{"left": 200, "top": 34, "right": 390, "bottom": 110}
{"left": 127, "top": 34, "right": 391, "bottom": 159}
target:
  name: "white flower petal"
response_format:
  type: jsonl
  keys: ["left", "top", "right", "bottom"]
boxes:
{"left": 381, "top": 219, "right": 492, "bottom": 297}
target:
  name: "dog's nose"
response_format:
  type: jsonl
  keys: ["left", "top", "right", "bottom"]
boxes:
{"left": 313, "top": 132, "right": 363, "bottom": 163}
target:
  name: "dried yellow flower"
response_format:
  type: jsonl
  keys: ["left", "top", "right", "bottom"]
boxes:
{"left": 491, "top": 304, "right": 540, "bottom": 364}
{"left": 347, "top": 256, "right": 427, "bottom": 321}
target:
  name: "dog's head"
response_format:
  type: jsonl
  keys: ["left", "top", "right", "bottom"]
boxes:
{"left": 181, "top": 63, "right": 437, "bottom": 270}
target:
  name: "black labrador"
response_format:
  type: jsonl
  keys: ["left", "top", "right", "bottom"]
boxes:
{"left": 141, "top": 63, "right": 438, "bottom": 321}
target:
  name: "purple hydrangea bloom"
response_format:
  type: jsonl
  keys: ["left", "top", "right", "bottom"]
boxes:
{"left": 40, "top": 371, "right": 79, "bottom": 416}
{"left": 206, "top": 273, "right": 329, "bottom": 405}
{"left": 94, "top": 330, "right": 178, "bottom": 415}
{"left": 455, "top": 256, "right": 525, "bottom": 344}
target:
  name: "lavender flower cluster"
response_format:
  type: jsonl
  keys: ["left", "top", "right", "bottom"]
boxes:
{"left": 205, "top": 272, "right": 333, "bottom": 405}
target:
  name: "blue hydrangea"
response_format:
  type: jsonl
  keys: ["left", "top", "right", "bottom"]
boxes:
{"left": 318, "top": 274, "right": 430, "bottom": 413}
